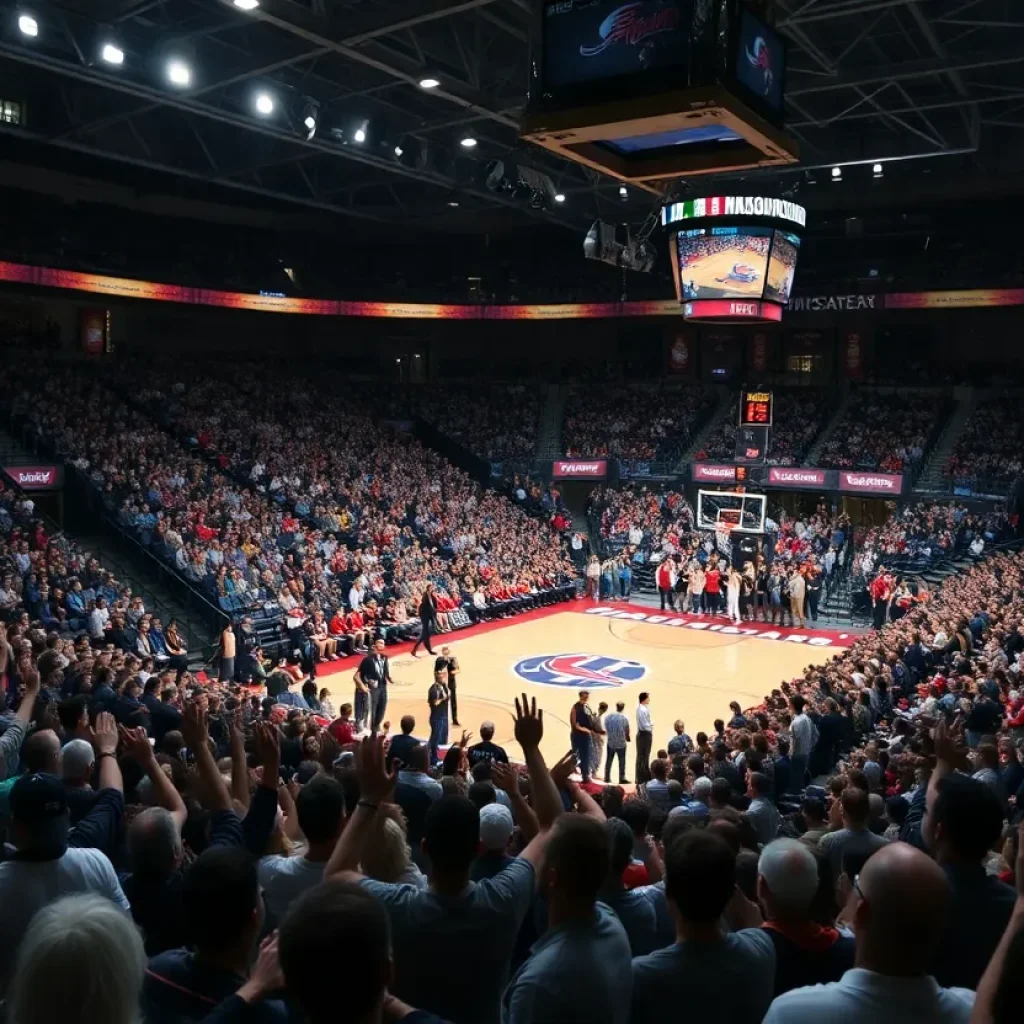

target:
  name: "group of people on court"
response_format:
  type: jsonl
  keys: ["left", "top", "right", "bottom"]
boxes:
{"left": 569, "top": 690, "right": 656, "bottom": 786}
{"left": 655, "top": 552, "right": 824, "bottom": 629}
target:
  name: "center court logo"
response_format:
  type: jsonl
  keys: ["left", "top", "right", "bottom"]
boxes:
{"left": 513, "top": 654, "right": 647, "bottom": 689}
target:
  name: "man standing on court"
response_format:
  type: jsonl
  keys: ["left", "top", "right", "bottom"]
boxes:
{"left": 354, "top": 639, "right": 392, "bottom": 732}
{"left": 569, "top": 690, "right": 595, "bottom": 784}
{"left": 636, "top": 692, "right": 654, "bottom": 784}
{"left": 603, "top": 701, "right": 631, "bottom": 784}
{"left": 437, "top": 645, "right": 461, "bottom": 727}
{"left": 656, "top": 558, "right": 676, "bottom": 612}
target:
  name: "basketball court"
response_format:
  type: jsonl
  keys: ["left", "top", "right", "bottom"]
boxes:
{"left": 317, "top": 601, "right": 852, "bottom": 765}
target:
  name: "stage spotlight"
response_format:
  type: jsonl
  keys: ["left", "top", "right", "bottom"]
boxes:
{"left": 554, "top": 193, "right": 566, "bottom": 203}
{"left": 418, "top": 77, "right": 440, "bottom": 90}
{"left": 101, "top": 43, "right": 124, "bottom": 65}
{"left": 255, "top": 91, "right": 274, "bottom": 116}
{"left": 233, "top": 0, "right": 259, "bottom": 9}
{"left": 460, "top": 136, "right": 477, "bottom": 149}
{"left": 17, "top": 13, "right": 38, "bottom": 37}
{"left": 354, "top": 120, "right": 368, "bottom": 143}
{"left": 873, "top": 162, "right": 883, "bottom": 177}
{"left": 831, "top": 166, "right": 842, "bottom": 179}
{"left": 167, "top": 59, "right": 191, "bottom": 87}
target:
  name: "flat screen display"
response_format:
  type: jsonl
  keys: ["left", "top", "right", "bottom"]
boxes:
{"left": 734, "top": 9, "right": 785, "bottom": 113}
{"left": 765, "top": 230, "right": 801, "bottom": 304}
{"left": 599, "top": 123, "right": 742, "bottom": 155}
{"left": 676, "top": 226, "right": 773, "bottom": 301}
{"left": 543, "top": 0, "right": 693, "bottom": 91}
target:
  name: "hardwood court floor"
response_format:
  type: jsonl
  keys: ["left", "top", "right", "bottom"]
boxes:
{"left": 321, "top": 603, "right": 851, "bottom": 765}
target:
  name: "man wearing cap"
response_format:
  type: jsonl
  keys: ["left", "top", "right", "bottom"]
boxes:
{"left": 0, "top": 739, "right": 130, "bottom": 984}
{"left": 472, "top": 803, "right": 515, "bottom": 881}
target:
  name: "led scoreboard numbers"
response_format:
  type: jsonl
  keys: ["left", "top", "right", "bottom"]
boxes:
{"left": 741, "top": 391, "right": 774, "bottom": 427}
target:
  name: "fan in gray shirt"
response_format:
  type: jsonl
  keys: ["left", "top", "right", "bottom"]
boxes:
{"left": 631, "top": 829, "right": 775, "bottom": 1024}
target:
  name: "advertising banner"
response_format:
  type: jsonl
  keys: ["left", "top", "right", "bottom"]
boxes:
{"left": 552, "top": 460, "right": 608, "bottom": 479}
{"left": 692, "top": 463, "right": 738, "bottom": 483}
{"left": 767, "top": 467, "right": 828, "bottom": 488}
{"left": 838, "top": 471, "right": 903, "bottom": 495}
{"left": 2, "top": 465, "right": 63, "bottom": 490}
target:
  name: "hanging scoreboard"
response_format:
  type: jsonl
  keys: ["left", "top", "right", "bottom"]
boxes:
{"left": 740, "top": 390, "right": 773, "bottom": 427}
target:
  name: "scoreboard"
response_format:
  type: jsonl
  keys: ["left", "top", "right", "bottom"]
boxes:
{"left": 740, "top": 391, "right": 773, "bottom": 427}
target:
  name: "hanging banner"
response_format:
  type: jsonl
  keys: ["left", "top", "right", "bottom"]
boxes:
{"left": 667, "top": 330, "right": 695, "bottom": 375}
{"left": 842, "top": 328, "right": 865, "bottom": 379}
{"left": 749, "top": 331, "right": 771, "bottom": 373}
{"left": 80, "top": 308, "right": 108, "bottom": 355}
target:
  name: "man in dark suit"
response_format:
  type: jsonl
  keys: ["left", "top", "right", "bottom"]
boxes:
{"left": 354, "top": 639, "right": 392, "bottom": 732}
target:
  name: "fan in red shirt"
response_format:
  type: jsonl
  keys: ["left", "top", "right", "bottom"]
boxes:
{"left": 345, "top": 609, "right": 370, "bottom": 653}
{"left": 328, "top": 703, "right": 357, "bottom": 746}
{"left": 704, "top": 565, "right": 722, "bottom": 615}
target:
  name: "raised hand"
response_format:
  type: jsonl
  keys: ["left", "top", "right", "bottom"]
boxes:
{"left": 514, "top": 692, "right": 544, "bottom": 751}
{"left": 118, "top": 724, "right": 155, "bottom": 763}
{"left": 181, "top": 700, "right": 209, "bottom": 751}
{"left": 93, "top": 711, "right": 119, "bottom": 755}
{"left": 491, "top": 760, "right": 520, "bottom": 795}
{"left": 550, "top": 750, "right": 578, "bottom": 790}
{"left": 356, "top": 733, "right": 397, "bottom": 804}
{"left": 253, "top": 721, "right": 281, "bottom": 773}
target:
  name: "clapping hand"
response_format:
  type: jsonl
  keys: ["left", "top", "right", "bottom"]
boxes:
{"left": 514, "top": 692, "right": 543, "bottom": 752}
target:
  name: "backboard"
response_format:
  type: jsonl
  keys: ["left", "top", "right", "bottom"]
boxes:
{"left": 697, "top": 489, "right": 766, "bottom": 534}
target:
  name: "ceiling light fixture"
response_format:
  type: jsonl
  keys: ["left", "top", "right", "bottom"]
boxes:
{"left": 354, "top": 120, "right": 368, "bottom": 143}
{"left": 418, "top": 77, "right": 440, "bottom": 90}
{"left": 233, "top": 0, "right": 260, "bottom": 10}
{"left": 554, "top": 193, "right": 566, "bottom": 203}
{"left": 255, "top": 91, "right": 274, "bottom": 115}
{"left": 101, "top": 43, "right": 125, "bottom": 65}
{"left": 831, "top": 166, "right": 842, "bottom": 179}
{"left": 17, "top": 13, "right": 38, "bottom": 37}
{"left": 872, "top": 162, "right": 883, "bottom": 176}
{"left": 167, "top": 59, "right": 191, "bottom": 86}
{"left": 460, "top": 136, "right": 477, "bottom": 149}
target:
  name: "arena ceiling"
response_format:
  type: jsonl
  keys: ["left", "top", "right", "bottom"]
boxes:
{"left": 1, "top": 0, "right": 1023, "bottom": 232}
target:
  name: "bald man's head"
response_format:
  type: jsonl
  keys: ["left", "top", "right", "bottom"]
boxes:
{"left": 853, "top": 842, "right": 950, "bottom": 975}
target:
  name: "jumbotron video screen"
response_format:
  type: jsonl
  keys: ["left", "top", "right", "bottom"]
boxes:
{"left": 675, "top": 226, "right": 801, "bottom": 304}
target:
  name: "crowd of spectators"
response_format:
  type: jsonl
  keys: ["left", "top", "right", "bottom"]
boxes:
{"left": 696, "top": 389, "right": 833, "bottom": 465}
{"left": 563, "top": 383, "right": 716, "bottom": 461}
{"left": 413, "top": 383, "right": 542, "bottom": 462}
{"left": 588, "top": 484, "right": 696, "bottom": 558}
{"left": 3, "top": 473, "right": 1024, "bottom": 1022}
{"left": 851, "top": 502, "right": 1012, "bottom": 579}
{"left": 946, "top": 395, "right": 1024, "bottom": 493}
{"left": 818, "top": 391, "right": 951, "bottom": 474}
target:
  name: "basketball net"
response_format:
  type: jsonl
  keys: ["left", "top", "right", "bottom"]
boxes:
{"left": 714, "top": 522, "right": 732, "bottom": 556}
